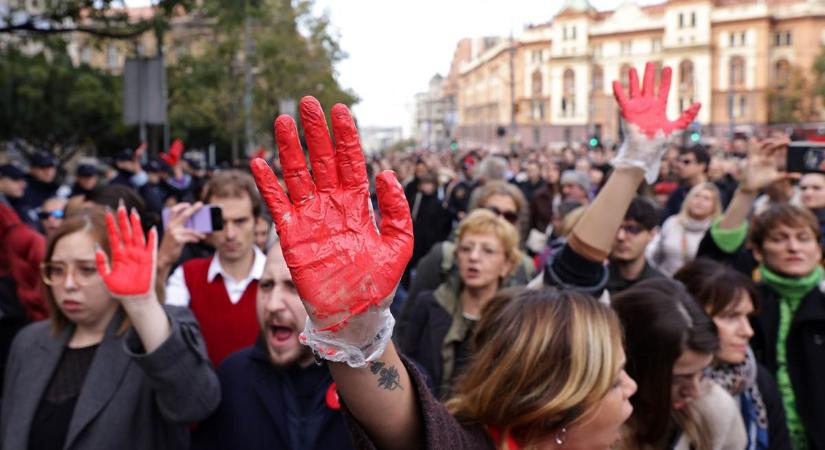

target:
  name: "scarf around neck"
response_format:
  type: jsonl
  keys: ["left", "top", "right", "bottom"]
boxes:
{"left": 708, "top": 348, "right": 768, "bottom": 450}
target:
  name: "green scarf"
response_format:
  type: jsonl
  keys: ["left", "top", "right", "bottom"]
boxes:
{"left": 759, "top": 264, "right": 823, "bottom": 449}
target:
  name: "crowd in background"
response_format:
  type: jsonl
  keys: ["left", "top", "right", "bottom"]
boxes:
{"left": 1, "top": 110, "right": 825, "bottom": 450}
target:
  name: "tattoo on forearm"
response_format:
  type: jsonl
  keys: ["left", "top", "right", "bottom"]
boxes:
{"left": 368, "top": 361, "right": 403, "bottom": 391}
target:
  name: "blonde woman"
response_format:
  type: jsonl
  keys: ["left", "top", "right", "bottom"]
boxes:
{"left": 648, "top": 182, "right": 722, "bottom": 276}
{"left": 396, "top": 208, "right": 522, "bottom": 398}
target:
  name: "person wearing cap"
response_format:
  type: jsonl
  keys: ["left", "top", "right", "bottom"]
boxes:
{"left": 559, "top": 169, "right": 591, "bottom": 205}
{"left": 0, "top": 164, "right": 27, "bottom": 210}
{"left": 18, "top": 152, "right": 61, "bottom": 225}
{"left": 70, "top": 163, "right": 100, "bottom": 198}
{"left": 110, "top": 149, "right": 140, "bottom": 188}
{"left": 139, "top": 158, "right": 171, "bottom": 216}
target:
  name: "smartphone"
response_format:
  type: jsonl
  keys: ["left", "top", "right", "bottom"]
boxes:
{"left": 787, "top": 142, "right": 825, "bottom": 174}
{"left": 162, "top": 204, "right": 224, "bottom": 233}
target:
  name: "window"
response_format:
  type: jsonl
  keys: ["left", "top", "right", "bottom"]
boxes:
{"left": 774, "top": 32, "right": 782, "bottom": 47}
{"left": 563, "top": 27, "right": 567, "bottom": 40}
{"left": 621, "top": 40, "right": 632, "bottom": 56}
{"left": 532, "top": 70, "right": 543, "bottom": 97}
{"left": 729, "top": 56, "right": 745, "bottom": 87}
{"left": 106, "top": 44, "right": 118, "bottom": 70}
{"left": 691, "top": 12, "right": 696, "bottom": 27}
{"left": 740, "top": 32, "right": 746, "bottom": 46}
{"left": 729, "top": 32, "right": 736, "bottom": 47}
{"left": 679, "top": 13, "right": 684, "bottom": 29}
{"left": 785, "top": 31, "right": 792, "bottom": 46}
{"left": 652, "top": 38, "right": 662, "bottom": 52}
{"left": 592, "top": 65, "right": 603, "bottom": 93}
{"left": 738, "top": 95, "right": 747, "bottom": 118}
{"left": 80, "top": 46, "right": 92, "bottom": 64}
{"left": 592, "top": 44, "right": 603, "bottom": 57}
{"left": 774, "top": 59, "right": 790, "bottom": 88}
{"left": 679, "top": 60, "right": 694, "bottom": 92}
{"left": 563, "top": 68, "right": 576, "bottom": 117}
{"left": 620, "top": 64, "right": 631, "bottom": 86}
{"left": 572, "top": 26, "right": 577, "bottom": 40}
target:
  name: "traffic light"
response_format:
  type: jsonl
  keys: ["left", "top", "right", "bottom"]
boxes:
{"left": 690, "top": 131, "right": 700, "bottom": 143}
{"left": 589, "top": 136, "right": 599, "bottom": 147}
{"left": 450, "top": 140, "right": 458, "bottom": 153}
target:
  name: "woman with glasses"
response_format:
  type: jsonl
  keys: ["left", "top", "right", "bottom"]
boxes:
{"left": 397, "top": 208, "right": 523, "bottom": 398}
{"left": 0, "top": 206, "right": 219, "bottom": 450}
{"left": 399, "top": 180, "right": 534, "bottom": 322}
{"left": 612, "top": 278, "right": 747, "bottom": 450}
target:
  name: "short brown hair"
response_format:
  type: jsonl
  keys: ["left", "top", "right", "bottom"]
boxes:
{"left": 471, "top": 181, "right": 527, "bottom": 216}
{"left": 674, "top": 258, "right": 761, "bottom": 316}
{"left": 749, "top": 203, "right": 820, "bottom": 250}
{"left": 201, "top": 170, "right": 262, "bottom": 218}
{"left": 456, "top": 209, "right": 523, "bottom": 276}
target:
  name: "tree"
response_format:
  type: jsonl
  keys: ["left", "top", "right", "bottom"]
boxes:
{"left": 167, "top": 0, "right": 357, "bottom": 163}
{"left": 0, "top": 39, "right": 133, "bottom": 160}
{"left": 768, "top": 65, "right": 816, "bottom": 124}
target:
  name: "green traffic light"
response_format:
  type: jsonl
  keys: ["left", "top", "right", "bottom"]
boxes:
{"left": 690, "top": 133, "right": 700, "bottom": 142}
{"left": 589, "top": 138, "right": 598, "bottom": 147}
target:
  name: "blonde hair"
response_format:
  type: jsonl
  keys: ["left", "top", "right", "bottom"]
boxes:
{"left": 678, "top": 182, "right": 721, "bottom": 221}
{"left": 457, "top": 209, "right": 523, "bottom": 275}
{"left": 446, "top": 288, "right": 624, "bottom": 448}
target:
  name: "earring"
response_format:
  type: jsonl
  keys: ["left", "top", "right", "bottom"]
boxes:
{"left": 555, "top": 427, "right": 567, "bottom": 446}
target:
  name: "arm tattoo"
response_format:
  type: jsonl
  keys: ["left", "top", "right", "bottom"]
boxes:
{"left": 368, "top": 361, "right": 403, "bottom": 391}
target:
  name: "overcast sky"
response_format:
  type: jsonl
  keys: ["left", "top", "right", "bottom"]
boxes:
{"left": 128, "top": 1, "right": 657, "bottom": 131}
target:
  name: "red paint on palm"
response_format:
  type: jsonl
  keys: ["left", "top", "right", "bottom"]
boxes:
{"left": 95, "top": 207, "right": 157, "bottom": 298}
{"left": 250, "top": 97, "right": 413, "bottom": 331}
{"left": 612, "top": 62, "right": 701, "bottom": 138}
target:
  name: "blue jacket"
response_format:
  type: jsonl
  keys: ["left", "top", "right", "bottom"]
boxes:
{"left": 192, "top": 338, "right": 354, "bottom": 450}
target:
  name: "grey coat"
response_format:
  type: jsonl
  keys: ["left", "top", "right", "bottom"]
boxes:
{"left": 0, "top": 306, "right": 220, "bottom": 450}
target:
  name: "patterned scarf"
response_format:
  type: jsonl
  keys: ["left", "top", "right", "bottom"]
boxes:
{"left": 707, "top": 348, "right": 768, "bottom": 450}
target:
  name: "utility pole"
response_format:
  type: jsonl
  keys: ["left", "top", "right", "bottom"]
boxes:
{"left": 243, "top": 0, "right": 255, "bottom": 159}
{"left": 508, "top": 32, "right": 517, "bottom": 153}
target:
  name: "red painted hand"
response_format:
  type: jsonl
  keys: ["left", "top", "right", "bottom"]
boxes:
{"left": 95, "top": 207, "right": 157, "bottom": 300}
{"left": 612, "top": 61, "right": 700, "bottom": 138}
{"left": 251, "top": 97, "right": 413, "bottom": 332}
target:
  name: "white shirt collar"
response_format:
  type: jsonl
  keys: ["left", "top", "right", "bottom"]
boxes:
{"left": 207, "top": 246, "right": 266, "bottom": 284}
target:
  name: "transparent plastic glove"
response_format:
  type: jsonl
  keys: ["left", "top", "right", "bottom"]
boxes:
{"left": 612, "top": 61, "right": 701, "bottom": 184}
{"left": 250, "top": 96, "right": 414, "bottom": 367}
{"left": 95, "top": 206, "right": 158, "bottom": 303}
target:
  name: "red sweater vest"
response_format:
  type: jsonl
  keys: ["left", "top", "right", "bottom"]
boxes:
{"left": 182, "top": 257, "right": 259, "bottom": 367}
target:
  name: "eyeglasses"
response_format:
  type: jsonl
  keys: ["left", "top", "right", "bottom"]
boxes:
{"left": 484, "top": 206, "right": 519, "bottom": 224}
{"left": 618, "top": 224, "right": 644, "bottom": 236}
{"left": 37, "top": 209, "right": 65, "bottom": 220}
{"left": 678, "top": 158, "right": 696, "bottom": 165}
{"left": 41, "top": 261, "right": 100, "bottom": 287}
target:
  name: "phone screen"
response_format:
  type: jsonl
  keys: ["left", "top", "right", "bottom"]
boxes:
{"left": 162, "top": 205, "right": 224, "bottom": 233}
{"left": 787, "top": 142, "right": 825, "bottom": 174}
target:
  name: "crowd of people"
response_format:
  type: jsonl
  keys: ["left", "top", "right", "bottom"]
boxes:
{"left": 0, "top": 62, "right": 823, "bottom": 449}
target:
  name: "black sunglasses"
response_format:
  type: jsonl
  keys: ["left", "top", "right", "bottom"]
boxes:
{"left": 485, "top": 206, "right": 519, "bottom": 224}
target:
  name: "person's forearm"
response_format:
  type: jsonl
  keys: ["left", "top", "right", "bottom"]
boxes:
{"left": 329, "top": 342, "right": 422, "bottom": 450}
{"left": 571, "top": 167, "right": 645, "bottom": 259}
{"left": 123, "top": 300, "right": 172, "bottom": 353}
{"left": 718, "top": 188, "right": 757, "bottom": 230}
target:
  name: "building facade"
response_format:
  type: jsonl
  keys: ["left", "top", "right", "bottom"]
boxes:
{"left": 445, "top": 0, "right": 825, "bottom": 151}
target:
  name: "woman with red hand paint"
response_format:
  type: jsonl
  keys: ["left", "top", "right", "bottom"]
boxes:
{"left": 0, "top": 206, "right": 219, "bottom": 450}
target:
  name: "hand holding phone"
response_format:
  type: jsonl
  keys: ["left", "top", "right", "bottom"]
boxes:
{"left": 157, "top": 202, "right": 216, "bottom": 270}
{"left": 162, "top": 204, "right": 224, "bottom": 233}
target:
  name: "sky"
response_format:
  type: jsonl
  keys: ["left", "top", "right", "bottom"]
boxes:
{"left": 127, "top": 1, "right": 657, "bottom": 132}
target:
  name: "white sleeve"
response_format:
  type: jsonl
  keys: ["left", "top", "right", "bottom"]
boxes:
{"left": 164, "top": 266, "right": 191, "bottom": 307}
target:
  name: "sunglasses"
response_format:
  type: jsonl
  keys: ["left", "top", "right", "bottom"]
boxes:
{"left": 38, "top": 209, "right": 65, "bottom": 220}
{"left": 485, "top": 206, "right": 519, "bottom": 224}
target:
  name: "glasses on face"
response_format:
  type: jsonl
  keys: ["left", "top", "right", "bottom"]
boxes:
{"left": 618, "top": 224, "right": 644, "bottom": 236}
{"left": 678, "top": 158, "right": 696, "bottom": 165}
{"left": 37, "top": 209, "right": 65, "bottom": 221}
{"left": 484, "top": 206, "right": 519, "bottom": 224}
{"left": 41, "top": 260, "right": 100, "bottom": 287}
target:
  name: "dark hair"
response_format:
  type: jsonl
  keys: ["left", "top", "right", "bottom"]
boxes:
{"left": 201, "top": 170, "right": 262, "bottom": 218}
{"left": 749, "top": 203, "right": 821, "bottom": 250}
{"left": 680, "top": 146, "right": 710, "bottom": 169}
{"left": 673, "top": 258, "right": 761, "bottom": 316}
{"left": 623, "top": 196, "right": 660, "bottom": 230}
{"left": 84, "top": 185, "right": 152, "bottom": 232}
{"left": 612, "top": 278, "right": 719, "bottom": 448}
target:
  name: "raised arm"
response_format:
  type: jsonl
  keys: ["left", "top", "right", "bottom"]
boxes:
{"left": 569, "top": 62, "right": 700, "bottom": 261}
{"left": 250, "top": 97, "right": 421, "bottom": 450}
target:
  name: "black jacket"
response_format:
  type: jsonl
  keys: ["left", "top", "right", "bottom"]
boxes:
{"left": 192, "top": 338, "right": 354, "bottom": 450}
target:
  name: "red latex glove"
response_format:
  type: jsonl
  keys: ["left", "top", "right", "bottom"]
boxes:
{"left": 95, "top": 207, "right": 158, "bottom": 300}
{"left": 250, "top": 96, "right": 413, "bottom": 333}
{"left": 611, "top": 61, "right": 702, "bottom": 183}
{"left": 160, "top": 139, "right": 184, "bottom": 167}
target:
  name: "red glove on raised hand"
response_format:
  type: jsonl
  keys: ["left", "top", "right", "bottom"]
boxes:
{"left": 95, "top": 206, "right": 158, "bottom": 302}
{"left": 250, "top": 96, "right": 413, "bottom": 367}
{"left": 611, "top": 61, "right": 702, "bottom": 183}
